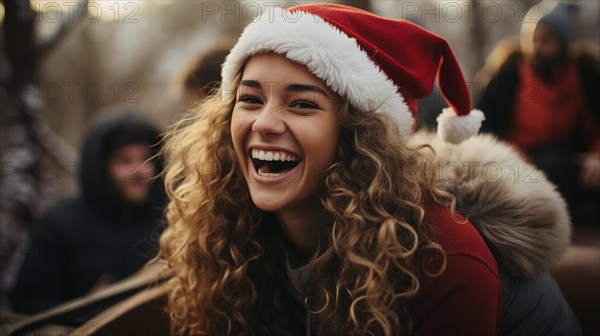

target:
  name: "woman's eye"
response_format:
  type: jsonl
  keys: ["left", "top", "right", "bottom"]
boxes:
{"left": 238, "top": 96, "right": 263, "bottom": 104}
{"left": 289, "top": 100, "right": 318, "bottom": 109}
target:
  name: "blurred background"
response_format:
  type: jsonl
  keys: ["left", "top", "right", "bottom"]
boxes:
{"left": 1, "top": 0, "right": 599, "bottom": 333}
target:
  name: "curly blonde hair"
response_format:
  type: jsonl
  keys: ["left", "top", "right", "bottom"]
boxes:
{"left": 159, "top": 74, "right": 456, "bottom": 335}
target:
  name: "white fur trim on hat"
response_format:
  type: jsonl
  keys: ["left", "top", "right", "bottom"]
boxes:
{"left": 221, "top": 7, "right": 413, "bottom": 141}
{"left": 436, "top": 108, "right": 485, "bottom": 144}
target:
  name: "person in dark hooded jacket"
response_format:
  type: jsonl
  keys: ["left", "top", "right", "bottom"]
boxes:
{"left": 10, "top": 113, "right": 166, "bottom": 314}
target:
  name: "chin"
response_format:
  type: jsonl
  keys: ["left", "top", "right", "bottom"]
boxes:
{"left": 126, "top": 196, "right": 148, "bottom": 204}
{"left": 249, "top": 191, "right": 287, "bottom": 212}
{"left": 122, "top": 189, "right": 150, "bottom": 204}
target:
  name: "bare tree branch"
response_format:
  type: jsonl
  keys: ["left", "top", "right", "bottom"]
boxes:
{"left": 38, "top": 0, "right": 90, "bottom": 59}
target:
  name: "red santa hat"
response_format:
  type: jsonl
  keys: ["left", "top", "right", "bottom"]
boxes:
{"left": 221, "top": 3, "right": 485, "bottom": 144}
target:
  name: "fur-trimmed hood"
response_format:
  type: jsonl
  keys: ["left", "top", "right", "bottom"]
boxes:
{"left": 409, "top": 132, "right": 571, "bottom": 278}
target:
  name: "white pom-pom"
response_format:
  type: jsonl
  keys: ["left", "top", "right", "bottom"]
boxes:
{"left": 436, "top": 108, "right": 485, "bottom": 144}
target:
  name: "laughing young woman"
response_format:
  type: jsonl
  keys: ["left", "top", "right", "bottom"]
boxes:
{"left": 159, "top": 4, "right": 578, "bottom": 335}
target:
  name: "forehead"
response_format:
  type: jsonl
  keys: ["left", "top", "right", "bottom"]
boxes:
{"left": 240, "top": 53, "right": 332, "bottom": 91}
{"left": 110, "top": 143, "right": 151, "bottom": 159}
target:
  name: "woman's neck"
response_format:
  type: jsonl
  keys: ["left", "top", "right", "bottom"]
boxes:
{"left": 276, "top": 200, "right": 323, "bottom": 257}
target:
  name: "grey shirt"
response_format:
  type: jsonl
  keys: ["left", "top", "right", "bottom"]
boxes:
{"left": 279, "top": 239, "right": 316, "bottom": 336}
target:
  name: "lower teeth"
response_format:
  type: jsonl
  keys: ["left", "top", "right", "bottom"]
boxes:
{"left": 257, "top": 167, "right": 287, "bottom": 177}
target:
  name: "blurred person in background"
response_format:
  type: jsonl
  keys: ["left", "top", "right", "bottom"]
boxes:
{"left": 10, "top": 112, "right": 166, "bottom": 314}
{"left": 478, "top": 3, "right": 600, "bottom": 221}
{"left": 179, "top": 40, "right": 235, "bottom": 105}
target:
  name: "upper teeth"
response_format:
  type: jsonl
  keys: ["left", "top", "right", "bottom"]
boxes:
{"left": 251, "top": 149, "right": 299, "bottom": 162}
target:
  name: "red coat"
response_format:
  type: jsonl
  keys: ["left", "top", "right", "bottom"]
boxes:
{"left": 409, "top": 204, "right": 501, "bottom": 335}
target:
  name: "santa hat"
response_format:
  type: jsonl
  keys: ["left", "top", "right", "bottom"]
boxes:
{"left": 221, "top": 4, "right": 485, "bottom": 144}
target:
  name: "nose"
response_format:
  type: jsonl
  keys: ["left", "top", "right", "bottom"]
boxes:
{"left": 252, "top": 104, "right": 286, "bottom": 136}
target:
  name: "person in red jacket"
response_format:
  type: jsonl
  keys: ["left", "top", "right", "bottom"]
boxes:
{"left": 159, "top": 4, "right": 578, "bottom": 335}
{"left": 478, "top": 3, "right": 600, "bottom": 219}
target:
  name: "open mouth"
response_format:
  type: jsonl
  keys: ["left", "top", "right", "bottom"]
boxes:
{"left": 250, "top": 148, "right": 301, "bottom": 177}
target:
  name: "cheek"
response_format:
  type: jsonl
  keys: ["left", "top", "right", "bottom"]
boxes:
{"left": 299, "top": 118, "right": 339, "bottom": 168}
{"left": 137, "top": 161, "right": 155, "bottom": 178}
{"left": 323, "top": 134, "right": 340, "bottom": 170}
{"left": 230, "top": 110, "right": 252, "bottom": 159}
{"left": 107, "top": 163, "right": 121, "bottom": 182}
{"left": 320, "top": 114, "right": 340, "bottom": 156}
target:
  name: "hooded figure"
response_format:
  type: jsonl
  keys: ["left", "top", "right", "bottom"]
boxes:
{"left": 10, "top": 113, "right": 166, "bottom": 314}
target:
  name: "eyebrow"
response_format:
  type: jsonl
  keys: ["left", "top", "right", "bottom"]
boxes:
{"left": 285, "top": 83, "right": 330, "bottom": 98}
{"left": 238, "top": 80, "right": 331, "bottom": 98}
{"left": 239, "top": 80, "right": 261, "bottom": 88}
